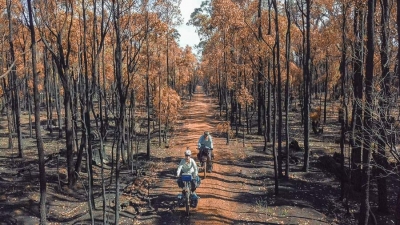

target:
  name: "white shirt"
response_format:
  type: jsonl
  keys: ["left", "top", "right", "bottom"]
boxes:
{"left": 177, "top": 157, "right": 198, "bottom": 177}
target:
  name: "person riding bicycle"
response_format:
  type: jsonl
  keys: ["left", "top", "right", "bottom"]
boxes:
{"left": 197, "top": 131, "right": 214, "bottom": 172}
{"left": 176, "top": 148, "right": 200, "bottom": 197}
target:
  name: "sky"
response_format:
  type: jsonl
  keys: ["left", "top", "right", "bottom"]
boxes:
{"left": 176, "top": 0, "right": 203, "bottom": 49}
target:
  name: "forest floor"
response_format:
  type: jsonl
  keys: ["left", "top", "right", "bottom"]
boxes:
{"left": 0, "top": 86, "right": 397, "bottom": 225}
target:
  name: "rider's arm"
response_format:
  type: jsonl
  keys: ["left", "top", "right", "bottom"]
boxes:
{"left": 209, "top": 136, "right": 214, "bottom": 149}
{"left": 176, "top": 159, "right": 185, "bottom": 177}
{"left": 197, "top": 136, "right": 203, "bottom": 148}
{"left": 191, "top": 158, "right": 199, "bottom": 177}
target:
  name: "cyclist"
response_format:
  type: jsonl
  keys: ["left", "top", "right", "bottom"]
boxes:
{"left": 197, "top": 131, "right": 214, "bottom": 172}
{"left": 176, "top": 148, "right": 200, "bottom": 196}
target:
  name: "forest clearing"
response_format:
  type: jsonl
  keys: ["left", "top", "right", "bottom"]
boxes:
{"left": 1, "top": 0, "right": 400, "bottom": 225}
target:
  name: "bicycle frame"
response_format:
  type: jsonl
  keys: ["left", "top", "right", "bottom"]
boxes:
{"left": 181, "top": 173, "right": 192, "bottom": 215}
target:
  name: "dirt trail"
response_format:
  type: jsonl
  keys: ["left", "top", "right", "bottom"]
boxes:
{"left": 148, "top": 86, "right": 264, "bottom": 224}
{"left": 147, "top": 86, "right": 335, "bottom": 225}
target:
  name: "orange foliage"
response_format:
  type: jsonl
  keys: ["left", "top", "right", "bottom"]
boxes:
{"left": 310, "top": 108, "right": 322, "bottom": 122}
{"left": 216, "top": 121, "right": 234, "bottom": 138}
{"left": 153, "top": 87, "right": 181, "bottom": 127}
{"left": 236, "top": 85, "right": 253, "bottom": 105}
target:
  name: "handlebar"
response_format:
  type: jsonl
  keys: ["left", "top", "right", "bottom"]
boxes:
{"left": 198, "top": 145, "right": 212, "bottom": 150}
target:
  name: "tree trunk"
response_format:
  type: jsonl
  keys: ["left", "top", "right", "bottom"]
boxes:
{"left": 271, "top": 0, "right": 283, "bottom": 177}
{"left": 27, "top": 0, "right": 47, "bottom": 223}
{"left": 266, "top": 60, "right": 271, "bottom": 143}
{"left": 3, "top": 79, "right": 14, "bottom": 150}
{"left": 351, "top": 7, "right": 364, "bottom": 192}
{"left": 271, "top": 59, "right": 279, "bottom": 195}
{"left": 7, "top": 0, "right": 23, "bottom": 158}
{"left": 145, "top": 11, "right": 151, "bottom": 160}
{"left": 284, "top": 0, "right": 291, "bottom": 178}
{"left": 303, "top": 0, "right": 311, "bottom": 172}
{"left": 396, "top": 180, "right": 400, "bottom": 225}
{"left": 113, "top": 1, "right": 125, "bottom": 222}
{"left": 359, "top": 1, "right": 375, "bottom": 224}
{"left": 323, "top": 59, "right": 329, "bottom": 124}
{"left": 62, "top": 88, "right": 75, "bottom": 187}
{"left": 81, "top": 2, "right": 95, "bottom": 211}
{"left": 376, "top": 0, "right": 390, "bottom": 213}
{"left": 44, "top": 50, "right": 53, "bottom": 134}
{"left": 257, "top": 0, "right": 265, "bottom": 137}
{"left": 397, "top": 0, "right": 400, "bottom": 93}
{"left": 339, "top": 2, "right": 348, "bottom": 200}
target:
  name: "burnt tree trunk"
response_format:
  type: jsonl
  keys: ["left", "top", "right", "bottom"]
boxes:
{"left": 284, "top": 0, "right": 292, "bottom": 178}
{"left": 359, "top": 1, "right": 375, "bottom": 224}
{"left": 351, "top": 7, "right": 364, "bottom": 192}
{"left": 302, "top": 0, "right": 311, "bottom": 172}
{"left": 376, "top": 0, "right": 390, "bottom": 213}
{"left": 272, "top": 0, "right": 283, "bottom": 177}
{"left": 339, "top": 2, "right": 348, "bottom": 200}
{"left": 7, "top": 0, "right": 23, "bottom": 158}
{"left": 28, "top": 0, "right": 47, "bottom": 223}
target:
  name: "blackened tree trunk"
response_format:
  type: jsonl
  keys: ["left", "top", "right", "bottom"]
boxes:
{"left": 397, "top": 0, "right": 400, "bottom": 93}
{"left": 52, "top": 61, "right": 62, "bottom": 139}
{"left": 223, "top": 32, "right": 230, "bottom": 145}
{"left": 359, "top": 0, "right": 375, "bottom": 224}
{"left": 303, "top": 0, "right": 311, "bottom": 172}
{"left": 28, "top": 0, "right": 47, "bottom": 223}
{"left": 266, "top": 60, "right": 271, "bottom": 143}
{"left": 7, "top": 0, "right": 23, "bottom": 158}
{"left": 3, "top": 71, "right": 14, "bottom": 150}
{"left": 323, "top": 59, "right": 328, "bottom": 124}
{"left": 272, "top": 55, "right": 279, "bottom": 195}
{"left": 257, "top": 0, "right": 265, "bottom": 136}
{"left": 376, "top": 0, "right": 389, "bottom": 213}
{"left": 351, "top": 7, "right": 364, "bottom": 192}
{"left": 43, "top": 50, "right": 53, "bottom": 134}
{"left": 272, "top": 0, "right": 283, "bottom": 177}
{"left": 145, "top": 11, "right": 151, "bottom": 160}
{"left": 396, "top": 174, "right": 400, "bottom": 225}
{"left": 112, "top": 1, "right": 125, "bottom": 222}
{"left": 339, "top": 2, "right": 348, "bottom": 200}
{"left": 284, "top": 0, "right": 291, "bottom": 178}
{"left": 265, "top": 0, "right": 272, "bottom": 145}
{"left": 81, "top": 0, "right": 95, "bottom": 217}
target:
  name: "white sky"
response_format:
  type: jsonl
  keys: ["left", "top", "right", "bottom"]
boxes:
{"left": 176, "top": 0, "right": 203, "bottom": 49}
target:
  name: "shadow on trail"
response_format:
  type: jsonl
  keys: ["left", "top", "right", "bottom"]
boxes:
{"left": 152, "top": 208, "right": 281, "bottom": 225}
{"left": 206, "top": 170, "right": 272, "bottom": 187}
{"left": 214, "top": 159, "right": 274, "bottom": 169}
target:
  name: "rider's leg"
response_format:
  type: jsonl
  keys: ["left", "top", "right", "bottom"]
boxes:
{"left": 207, "top": 150, "right": 213, "bottom": 172}
{"left": 177, "top": 177, "right": 183, "bottom": 188}
{"left": 191, "top": 180, "right": 197, "bottom": 192}
{"left": 197, "top": 149, "right": 201, "bottom": 161}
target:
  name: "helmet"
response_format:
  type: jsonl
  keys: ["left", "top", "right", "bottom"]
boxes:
{"left": 204, "top": 131, "right": 210, "bottom": 136}
{"left": 185, "top": 149, "right": 192, "bottom": 156}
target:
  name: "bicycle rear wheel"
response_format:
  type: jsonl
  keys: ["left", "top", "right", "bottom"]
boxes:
{"left": 203, "top": 161, "right": 207, "bottom": 179}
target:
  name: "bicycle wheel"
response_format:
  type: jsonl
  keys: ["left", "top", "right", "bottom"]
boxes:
{"left": 203, "top": 161, "right": 207, "bottom": 179}
{"left": 185, "top": 189, "right": 190, "bottom": 215}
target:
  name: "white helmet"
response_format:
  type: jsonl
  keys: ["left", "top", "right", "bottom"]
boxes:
{"left": 185, "top": 149, "right": 192, "bottom": 156}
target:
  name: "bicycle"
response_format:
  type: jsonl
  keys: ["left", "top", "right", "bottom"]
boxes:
{"left": 176, "top": 173, "right": 198, "bottom": 215}
{"left": 197, "top": 146, "right": 212, "bottom": 179}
